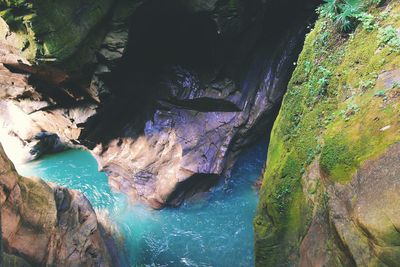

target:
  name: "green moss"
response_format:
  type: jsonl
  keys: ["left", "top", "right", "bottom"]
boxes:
{"left": 255, "top": 1, "right": 400, "bottom": 265}
{"left": 320, "top": 135, "right": 357, "bottom": 183}
{"left": 0, "top": 0, "right": 114, "bottom": 63}
{"left": 281, "top": 154, "right": 302, "bottom": 180}
{"left": 33, "top": 0, "right": 113, "bottom": 61}
{"left": 0, "top": 1, "right": 34, "bottom": 32}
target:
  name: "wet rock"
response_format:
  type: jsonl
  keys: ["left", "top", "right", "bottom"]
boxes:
{"left": 0, "top": 143, "right": 115, "bottom": 266}
{"left": 89, "top": 0, "right": 138, "bottom": 103}
{"left": 82, "top": 0, "right": 315, "bottom": 208}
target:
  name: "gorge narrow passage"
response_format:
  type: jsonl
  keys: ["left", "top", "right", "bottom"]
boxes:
{"left": 78, "top": 0, "right": 319, "bottom": 208}
{"left": 2, "top": 1, "right": 399, "bottom": 266}
{"left": 0, "top": 0, "right": 320, "bottom": 265}
{"left": 16, "top": 142, "right": 267, "bottom": 266}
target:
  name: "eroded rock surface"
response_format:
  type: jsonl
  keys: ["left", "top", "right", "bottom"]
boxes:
{"left": 327, "top": 143, "right": 400, "bottom": 266}
{"left": 0, "top": 45, "right": 97, "bottom": 163}
{"left": 297, "top": 143, "right": 400, "bottom": 267}
{"left": 0, "top": 144, "right": 115, "bottom": 266}
{"left": 0, "top": 0, "right": 318, "bottom": 208}
{"left": 83, "top": 0, "right": 317, "bottom": 208}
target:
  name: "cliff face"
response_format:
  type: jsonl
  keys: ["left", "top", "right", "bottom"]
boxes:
{"left": 254, "top": 0, "right": 400, "bottom": 266}
{"left": 0, "top": 0, "right": 318, "bottom": 208}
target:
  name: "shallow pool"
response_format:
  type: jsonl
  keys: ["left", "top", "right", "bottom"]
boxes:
{"left": 16, "top": 143, "right": 267, "bottom": 267}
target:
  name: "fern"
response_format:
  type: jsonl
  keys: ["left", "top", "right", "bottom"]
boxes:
{"left": 319, "top": 0, "right": 379, "bottom": 33}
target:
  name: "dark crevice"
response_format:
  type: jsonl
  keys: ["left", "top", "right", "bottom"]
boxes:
{"left": 165, "top": 173, "right": 221, "bottom": 207}
{"left": 159, "top": 97, "right": 241, "bottom": 112}
{"left": 81, "top": 0, "right": 319, "bottom": 148}
{"left": 76, "top": 0, "right": 321, "bottom": 211}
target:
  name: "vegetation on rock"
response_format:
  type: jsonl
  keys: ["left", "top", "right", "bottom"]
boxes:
{"left": 319, "top": 0, "right": 383, "bottom": 32}
{"left": 0, "top": 0, "right": 113, "bottom": 65}
{"left": 255, "top": 0, "right": 400, "bottom": 265}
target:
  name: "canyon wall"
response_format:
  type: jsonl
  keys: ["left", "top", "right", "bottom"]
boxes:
{"left": 2, "top": 0, "right": 399, "bottom": 266}
{"left": 254, "top": 0, "right": 400, "bottom": 266}
{"left": 0, "top": 0, "right": 317, "bottom": 208}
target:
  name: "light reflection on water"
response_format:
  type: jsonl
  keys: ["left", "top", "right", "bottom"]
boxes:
{"left": 17, "top": 143, "right": 267, "bottom": 267}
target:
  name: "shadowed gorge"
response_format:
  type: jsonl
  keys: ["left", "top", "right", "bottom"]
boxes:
{"left": 40, "top": 0, "right": 317, "bottom": 211}
{"left": 1, "top": 0, "right": 399, "bottom": 266}
{"left": 0, "top": 0, "right": 319, "bottom": 264}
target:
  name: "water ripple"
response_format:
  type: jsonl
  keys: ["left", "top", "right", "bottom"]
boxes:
{"left": 16, "top": 142, "right": 267, "bottom": 267}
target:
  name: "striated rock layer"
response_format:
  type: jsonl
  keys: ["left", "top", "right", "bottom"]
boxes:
{"left": 0, "top": 143, "right": 116, "bottom": 266}
{"left": 255, "top": 0, "right": 400, "bottom": 266}
{"left": 0, "top": 0, "right": 318, "bottom": 208}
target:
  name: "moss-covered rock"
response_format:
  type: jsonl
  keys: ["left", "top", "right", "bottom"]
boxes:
{"left": 255, "top": 0, "right": 400, "bottom": 266}
{"left": 0, "top": 0, "right": 114, "bottom": 64}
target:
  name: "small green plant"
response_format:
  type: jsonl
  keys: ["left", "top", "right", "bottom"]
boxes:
{"left": 275, "top": 181, "right": 292, "bottom": 213}
{"left": 303, "top": 65, "right": 333, "bottom": 107}
{"left": 324, "top": 113, "right": 336, "bottom": 125}
{"left": 317, "top": 29, "right": 331, "bottom": 46}
{"left": 356, "top": 12, "right": 376, "bottom": 31}
{"left": 378, "top": 26, "right": 400, "bottom": 51}
{"left": 316, "top": 66, "right": 332, "bottom": 96}
{"left": 318, "top": 0, "right": 381, "bottom": 33}
{"left": 319, "top": 0, "right": 363, "bottom": 32}
{"left": 359, "top": 79, "right": 375, "bottom": 90}
{"left": 304, "top": 61, "right": 313, "bottom": 74}
{"left": 374, "top": 90, "right": 386, "bottom": 97}
{"left": 378, "top": 10, "right": 390, "bottom": 21}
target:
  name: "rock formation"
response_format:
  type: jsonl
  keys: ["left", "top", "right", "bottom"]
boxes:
{"left": 0, "top": 0, "right": 114, "bottom": 64}
{"left": 0, "top": 0, "right": 318, "bottom": 208}
{"left": 0, "top": 143, "right": 116, "bottom": 266}
{"left": 255, "top": 0, "right": 400, "bottom": 266}
{"left": 1, "top": 0, "right": 399, "bottom": 266}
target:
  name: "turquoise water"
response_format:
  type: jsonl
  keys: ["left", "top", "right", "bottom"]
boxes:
{"left": 16, "top": 143, "right": 267, "bottom": 267}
